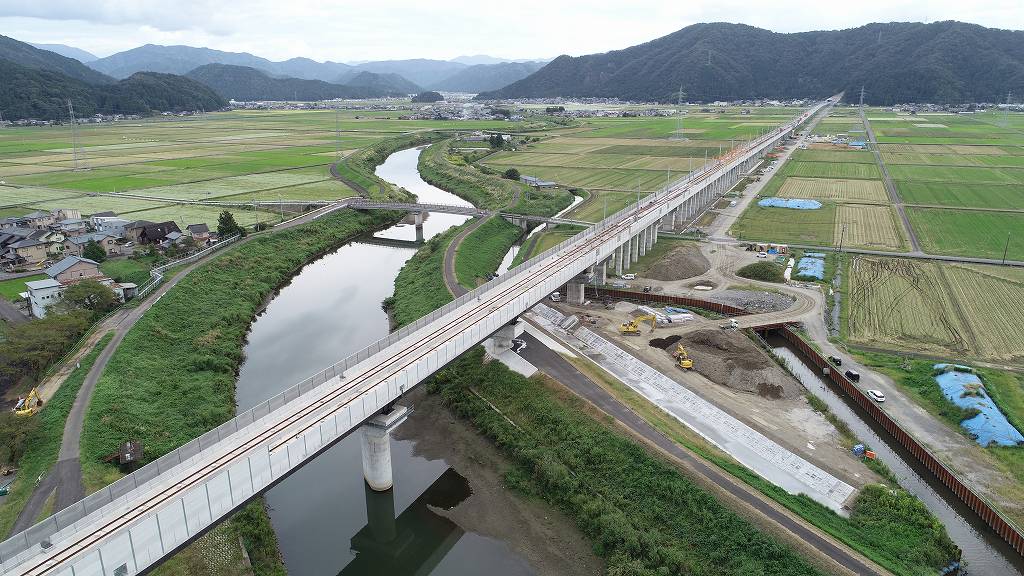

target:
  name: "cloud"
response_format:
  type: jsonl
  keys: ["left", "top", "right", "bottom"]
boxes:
{"left": 1, "top": 0, "right": 1022, "bottom": 62}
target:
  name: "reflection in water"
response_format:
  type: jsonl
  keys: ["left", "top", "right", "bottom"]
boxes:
{"left": 234, "top": 147, "right": 534, "bottom": 576}
{"left": 769, "top": 335, "right": 1024, "bottom": 576}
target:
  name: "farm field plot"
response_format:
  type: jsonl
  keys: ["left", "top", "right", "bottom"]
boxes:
{"left": 778, "top": 178, "right": 889, "bottom": 203}
{"left": 729, "top": 202, "right": 835, "bottom": 246}
{"left": 907, "top": 208, "right": 1024, "bottom": 261}
{"left": 888, "top": 165, "right": 1024, "bottom": 185}
{"left": 222, "top": 179, "right": 359, "bottom": 201}
{"left": 895, "top": 181, "right": 1024, "bottom": 210}
{"left": 527, "top": 137, "right": 727, "bottom": 155}
{"left": 487, "top": 165, "right": 677, "bottom": 192}
{"left": 568, "top": 190, "right": 649, "bottom": 222}
{"left": 883, "top": 153, "right": 1024, "bottom": 168}
{"left": 0, "top": 186, "right": 86, "bottom": 206}
{"left": 483, "top": 151, "right": 701, "bottom": 172}
{"left": 781, "top": 161, "right": 881, "bottom": 180}
{"left": 878, "top": 143, "right": 1013, "bottom": 155}
{"left": 126, "top": 204, "right": 268, "bottom": 229}
{"left": 846, "top": 256, "right": 1024, "bottom": 362}
{"left": 846, "top": 257, "right": 970, "bottom": 356}
{"left": 834, "top": 204, "right": 907, "bottom": 250}
{"left": 790, "top": 149, "right": 876, "bottom": 163}
{"left": 30, "top": 195, "right": 165, "bottom": 215}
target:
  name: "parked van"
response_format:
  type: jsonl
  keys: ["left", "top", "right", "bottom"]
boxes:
{"left": 845, "top": 369, "right": 861, "bottom": 382}
{"left": 621, "top": 273, "right": 636, "bottom": 280}
{"left": 549, "top": 292, "right": 561, "bottom": 302}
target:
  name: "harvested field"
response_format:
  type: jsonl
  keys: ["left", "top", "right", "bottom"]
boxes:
{"left": 846, "top": 256, "right": 1024, "bottom": 362}
{"left": 779, "top": 178, "right": 888, "bottom": 204}
{"left": 644, "top": 245, "right": 710, "bottom": 281}
{"left": 676, "top": 330, "right": 803, "bottom": 399}
{"left": 835, "top": 204, "right": 906, "bottom": 250}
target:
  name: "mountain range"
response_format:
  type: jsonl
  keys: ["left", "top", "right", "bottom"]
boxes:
{"left": 30, "top": 43, "right": 98, "bottom": 63}
{"left": 84, "top": 45, "right": 546, "bottom": 93}
{"left": 0, "top": 35, "right": 225, "bottom": 120}
{"left": 185, "top": 64, "right": 408, "bottom": 101}
{"left": 478, "top": 21, "right": 1024, "bottom": 105}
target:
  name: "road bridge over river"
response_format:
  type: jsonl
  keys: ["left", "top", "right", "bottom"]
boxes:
{"left": 0, "top": 99, "right": 832, "bottom": 576}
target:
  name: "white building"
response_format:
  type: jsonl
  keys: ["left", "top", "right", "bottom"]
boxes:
{"left": 24, "top": 278, "right": 62, "bottom": 318}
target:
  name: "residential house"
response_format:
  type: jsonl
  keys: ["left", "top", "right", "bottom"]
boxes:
{"left": 0, "top": 228, "right": 66, "bottom": 267}
{"left": 138, "top": 221, "right": 181, "bottom": 245}
{"left": 94, "top": 217, "right": 131, "bottom": 237}
{"left": 63, "top": 232, "right": 124, "bottom": 258}
{"left": 24, "top": 256, "right": 137, "bottom": 318}
{"left": 52, "top": 218, "right": 90, "bottom": 237}
{"left": 123, "top": 220, "right": 154, "bottom": 244}
{"left": 185, "top": 223, "right": 211, "bottom": 245}
{"left": 53, "top": 208, "right": 82, "bottom": 221}
{"left": 19, "top": 211, "right": 55, "bottom": 230}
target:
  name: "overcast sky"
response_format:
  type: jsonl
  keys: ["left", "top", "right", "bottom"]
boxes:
{"left": 2, "top": 0, "right": 1022, "bottom": 62}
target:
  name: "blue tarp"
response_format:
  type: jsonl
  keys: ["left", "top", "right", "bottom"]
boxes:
{"left": 796, "top": 257, "right": 825, "bottom": 279}
{"left": 758, "top": 198, "right": 822, "bottom": 210}
{"left": 934, "top": 364, "right": 1024, "bottom": 447}
{"left": 665, "top": 307, "right": 691, "bottom": 314}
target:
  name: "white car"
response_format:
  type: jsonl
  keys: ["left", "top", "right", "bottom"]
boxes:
{"left": 620, "top": 273, "right": 636, "bottom": 280}
{"left": 755, "top": 252, "right": 767, "bottom": 258}
{"left": 867, "top": 389, "right": 886, "bottom": 403}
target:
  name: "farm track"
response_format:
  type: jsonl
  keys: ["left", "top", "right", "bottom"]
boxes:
{"left": 935, "top": 265, "right": 982, "bottom": 354}
{"left": 859, "top": 108, "right": 922, "bottom": 253}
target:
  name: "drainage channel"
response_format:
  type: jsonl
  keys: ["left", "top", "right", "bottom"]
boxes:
{"left": 765, "top": 333, "right": 1024, "bottom": 576}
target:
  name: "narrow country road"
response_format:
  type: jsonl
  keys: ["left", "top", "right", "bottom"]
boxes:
{"left": 443, "top": 216, "right": 486, "bottom": 298}
{"left": 11, "top": 202, "right": 348, "bottom": 533}
{"left": 859, "top": 106, "right": 922, "bottom": 253}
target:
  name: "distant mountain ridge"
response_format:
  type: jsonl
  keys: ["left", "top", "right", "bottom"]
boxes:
{"left": 430, "top": 61, "right": 544, "bottom": 93}
{"left": 478, "top": 21, "right": 1024, "bottom": 105}
{"left": 30, "top": 43, "right": 98, "bottom": 63}
{"left": 185, "top": 64, "right": 406, "bottom": 101}
{"left": 0, "top": 35, "right": 226, "bottom": 120}
{"left": 87, "top": 45, "right": 550, "bottom": 93}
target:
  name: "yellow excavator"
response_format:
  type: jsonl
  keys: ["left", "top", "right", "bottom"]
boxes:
{"left": 672, "top": 344, "right": 693, "bottom": 369}
{"left": 620, "top": 314, "right": 657, "bottom": 335}
{"left": 14, "top": 388, "right": 41, "bottom": 416}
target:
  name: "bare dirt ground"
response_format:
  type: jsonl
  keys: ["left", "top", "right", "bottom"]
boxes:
{"left": 708, "top": 289, "right": 795, "bottom": 313}
{"left": 395, "top": 387, "right": 604, "bottom": 576}
{"left": 645, "top": 244, "right": 710, "bottom": 281}
{"left": 674, "top": 329, "right": 803, "bottom": 399}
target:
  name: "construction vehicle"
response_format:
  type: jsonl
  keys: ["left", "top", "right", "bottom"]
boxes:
{"left": 620, "top": 315, "right": 657, "bottom": 335}
{"left": 14, "top": 388, "right": 41, "bottom": 416}
{"left": 672, "top": 343, "right": 694, "bottom": 369}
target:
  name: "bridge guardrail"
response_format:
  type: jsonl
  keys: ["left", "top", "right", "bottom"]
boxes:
{"left": 0, "top": 103, "right": 817, "bottom": 568}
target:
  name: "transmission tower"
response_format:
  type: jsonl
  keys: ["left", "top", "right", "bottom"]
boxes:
{"left": 670, "top": 85, "right": 686, "bottom": 141}
{"left": 67, "top": 100, "right": 88, "bottom": 171}
{"left": 335, "top": 105, "right": 341, "bottom": 160}
{"left": 859, "top": 86, "right": 866, "bottom": 108}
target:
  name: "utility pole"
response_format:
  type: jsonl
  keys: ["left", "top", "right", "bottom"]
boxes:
{"left": 1002, "top": 232, "right": 1011, "bottom": 265}
{"left": 1003, "top": 91, "right": 1012, "bottom": 128}
{"left": 335, "top": 105, "right": 341, "bottom": 160}
{"left": 837, "top": 223, "right": 847, "bottom": 253}
{"left": 672, "top": 85, "right": 686, "bottom": 141}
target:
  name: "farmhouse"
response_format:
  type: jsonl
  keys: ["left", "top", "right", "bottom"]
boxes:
{"left": 63, "top": 232, "right": 125, "bottom": 258}
{"left": 24, "top": 255, "right": 137, "bottom": 318}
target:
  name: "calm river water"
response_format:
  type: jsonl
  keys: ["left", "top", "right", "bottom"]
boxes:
{"left": 234, "top": 148, "right": 534, "bottom": 576}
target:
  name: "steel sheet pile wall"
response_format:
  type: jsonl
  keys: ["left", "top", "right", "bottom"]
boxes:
{"left": 772, "top": 326, "right": 1024, "bottom": 557}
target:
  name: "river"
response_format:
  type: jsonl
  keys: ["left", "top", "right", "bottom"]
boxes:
{"left": 234, "top": 147, "right": 536, "bottom": 576}
{"left": 769, "top": 335, "right": 1024, "bottom": 576}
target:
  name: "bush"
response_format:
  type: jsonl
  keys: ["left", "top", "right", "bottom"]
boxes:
{"left": 737, "top": 261, "right": 785, "bottom": 283}
{"left": 503, "top": 168, "right": 520, "bottom": 180}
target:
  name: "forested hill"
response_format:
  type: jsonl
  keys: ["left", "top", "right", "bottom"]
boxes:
{"left": 185, "top": 64, "right": 401, "bottom": 101}
{"left": 0, "top": 36, "right": 227, "bottom": 120}
{"left": 0, "top": 59, "right": 227, "bottom": 120}
{"left": 477, "top": 21, "right": 1024, "bottom": 105}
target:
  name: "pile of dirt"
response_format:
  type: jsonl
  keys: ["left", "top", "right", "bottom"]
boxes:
{"left": 710, "top": 290, "right": 794, "bottom": 313}
{"left": 645, "top": 245, "right": 710, "bottom": 281}
{"left": 674, "top": 329, "right": 803, "bottom": 399}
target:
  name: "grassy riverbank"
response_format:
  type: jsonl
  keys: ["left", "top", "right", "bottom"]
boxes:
{"left": 336, "top": 132, "right": 441, "bottom": 199}
{"left": 387, "top": 226, "right": 460, "bottom": 326}
{"left": 430, "top": 350, "right": 826, "bottom": 576}
{"left": 418, "top": 139, "right": 524, "bottom": 208}
{"left": 0, "top": 333, "right": 113, "bottom": 537}
{"left": 455, "top": 217, "right": 522, "bottom": 288}
{"left": 77, "top": 208, "right": 397, "bottom": 574}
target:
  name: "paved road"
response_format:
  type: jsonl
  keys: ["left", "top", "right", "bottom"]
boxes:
{"left": 859, "top": 107, "right": 922, "bottom": 253}
{"left": 0, "top": 298, "right": 27, "bottom": 324}
{"left": 517, "top": 331, "right": 883, "bottom": 576}
{"left": 11, "top": 202, "right": 348, "bottom": 533}
{"left": 443, "top": 216, "right": 486, "bottom": 298}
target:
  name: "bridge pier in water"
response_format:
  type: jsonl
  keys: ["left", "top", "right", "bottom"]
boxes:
{"left": 360, "top": 405, "right": 411, "bottom": 492}
{"left": 414, "top": 211, "right": 425, "bottom": 243}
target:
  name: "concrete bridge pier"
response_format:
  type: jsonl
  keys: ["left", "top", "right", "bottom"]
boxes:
{"left": 490, "top": 320, "right": 524, "bottom": 350}
{"left": 639, "top": 228, "right": 648, "bottom": 257}
{"left": 566, "top": 281, "right": 585, "bottom": 305}
{"left": 630, "top": 234, "right": 640, "bottom": 263}
{"left": 596, "top": 260, "right": 608, "bottom": 285}
{"left": 361, "top": 405, "right": 410, "bottom": 492}
{"left": 414, "top": 212, "right": 425, "bottom": 243}
{"left": 615, "top": 244, "right": 625, "bottom": 276}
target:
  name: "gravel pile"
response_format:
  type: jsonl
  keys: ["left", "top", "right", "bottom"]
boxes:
{"left": 710, "top": 289, "right": 794, "bottom": 313}
{"left": 675, "top": 330, "right": 803, "bottom": 399}
{"left": 645, "top": 245, "right": 710, "bottom": 281}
